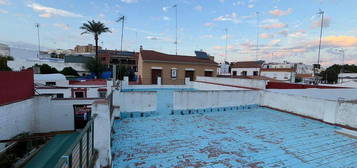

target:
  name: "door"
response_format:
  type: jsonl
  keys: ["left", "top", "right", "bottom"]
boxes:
{"left": 151, "top": 69, "right": 162, "bottom": 84}
{"left": 185, "top": 70, "right": 195, "bottom": 81}
{"left": 233, "top": 71, "right": 237, "bottom": 76}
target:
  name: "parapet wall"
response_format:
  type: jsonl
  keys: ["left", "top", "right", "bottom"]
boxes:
{"left": 261, "top": 91, "right": 357, "bottom": 129}
{"left": 196, "top": 76, "right": 267, "bottom": 89}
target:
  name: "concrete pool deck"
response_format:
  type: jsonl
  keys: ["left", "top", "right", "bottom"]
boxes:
{"left": 112, "top": 107, "right": 357, "bottom": 168}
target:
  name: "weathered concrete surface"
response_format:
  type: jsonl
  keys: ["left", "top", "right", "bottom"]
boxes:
{"left": 112, "top": 108, "right": 357, "bottom": 168}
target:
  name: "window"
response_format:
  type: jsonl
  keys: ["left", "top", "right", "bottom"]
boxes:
{"left": 99, "top": 91, "right": 106, "bottom": 98}
{"left": 204, "top": 71, "right": 213, "bottom": 77}
{"left": 56, "top": 93, "right": 64, "bottom": 98}
{"left": 232, "top": 71, "right": 237, "bottom": 76}
{"left": 75, "top": 92, "right": 85, "bottom": 98}
{"left": 45, "top": 82, "right": 56, "bottom": 86}
{"left": 241, "top": 71, "right": 247, "bottom": 76}
{"left": 253, "top": 71, "right": 259, "bottom": 76}
{"left": 171, "top": 68, "right": 177, "bottom": 79}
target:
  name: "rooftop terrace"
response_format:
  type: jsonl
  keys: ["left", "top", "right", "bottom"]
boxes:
{"left": 112, "top": 107, "right": 357, "bottom": 168}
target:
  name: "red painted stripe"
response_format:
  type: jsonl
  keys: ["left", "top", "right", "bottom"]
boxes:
{"left": 195, "top": 81, "right": 262, "bottom": 90}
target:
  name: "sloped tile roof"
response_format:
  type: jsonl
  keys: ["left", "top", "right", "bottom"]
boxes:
{"left": 140, "top": 50, "right": 217, "bottom": 65}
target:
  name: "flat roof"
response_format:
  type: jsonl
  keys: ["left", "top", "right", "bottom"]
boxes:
{"left": 112, "top": 108, "right": 357, "bottom": 167}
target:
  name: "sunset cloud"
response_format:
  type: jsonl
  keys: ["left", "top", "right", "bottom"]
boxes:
{"left": 28, "top": 3, "right": 82, "bottom": 18}
{"left": 260, "top": 19, "right": 288, "bottom": 29}
{"left": 269, "top": 8, "right": 293, "bottom": 16}
{"left": 260, "top": 33, "right": 274, "bottom": 39}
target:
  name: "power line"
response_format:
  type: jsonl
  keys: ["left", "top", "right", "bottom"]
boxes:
{"left": 224, "top": 28, "right": 228, "bottom": 62}
{"left": 173, "top": 4, "right": 178, "bottom": 55}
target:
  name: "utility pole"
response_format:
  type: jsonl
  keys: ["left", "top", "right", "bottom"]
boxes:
{"left": 35, "top": 23, "right": 41, "bottom": 59}
{"left": 317, "top": 9, "right": 324, "bottom": 65}
{"left": 256, "top": 12, "right": 260, "bottom": 61}
{"left": 224, "top": 28, "right": 228, "bottom": 62}
{"left": 173, "top": 4, "right": 178, "bottom": 55}
{"left": 116, "top": 15, "right": 126, "bottom": 84}
{"left": 117, "top": 16, "right": 125, "bottom": 52}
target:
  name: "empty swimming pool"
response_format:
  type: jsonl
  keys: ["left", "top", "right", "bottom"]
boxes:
{"left": 112, "top": 107, "right": 357, "bottom": 168}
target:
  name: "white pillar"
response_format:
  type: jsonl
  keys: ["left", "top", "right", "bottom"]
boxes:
{"left": 185, "top": 77, "right": 190, "bottom": 85}
{"left": 92, "top": 102, "right": 112, "bottom": 168}
{"left": 157, "top": 77, "right": 162, "bottom": 85}
{"left": 123, "top": 76, "right": 129, "bottom": 88}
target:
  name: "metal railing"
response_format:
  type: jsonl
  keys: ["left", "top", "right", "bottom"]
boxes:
{"left": 54, "top": 114, "right": 97, "bottom": 168}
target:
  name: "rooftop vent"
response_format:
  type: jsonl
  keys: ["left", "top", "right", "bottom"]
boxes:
{"left": 195, "top": 50, "right": 209, "bottom": 59}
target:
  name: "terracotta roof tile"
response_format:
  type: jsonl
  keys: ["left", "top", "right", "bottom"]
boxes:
{"left": 231, "top": 61, "right": 263, "bottom": 68}
{"left": 140, "top": 50, "right": 217, "bottom": 65}
{"left": 261, "top": 68, "right": 295, "bottom": 72}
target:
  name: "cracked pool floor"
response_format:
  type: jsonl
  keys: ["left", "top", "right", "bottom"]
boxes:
{"left": 112, "top": 107, "right": 357, "bottom": 168}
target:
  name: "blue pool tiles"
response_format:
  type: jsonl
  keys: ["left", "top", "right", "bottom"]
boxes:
{"left": 112, "top": 107, "right": 357, "bottom": 168}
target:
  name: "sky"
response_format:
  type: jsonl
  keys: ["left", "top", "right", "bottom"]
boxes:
{"left": 0, "top": 0, "right": 356, "bottom": 66}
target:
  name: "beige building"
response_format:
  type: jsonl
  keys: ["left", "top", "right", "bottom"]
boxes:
{"left": 138, "top": 50, "right": 218, "bottom": 85}
{"left": 74, "top": 44, "right": 101, "bottom": 53}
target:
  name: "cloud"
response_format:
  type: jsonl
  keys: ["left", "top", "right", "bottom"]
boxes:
{"left": 163, "top": 16, "right": 170, "bottom": 21}
{"left": 323, "top": 36, "right": 357, "bottom": 47}
{"left": 162, "top": 6, "right": 170, "bottom": 12}
{"left": 121, "top": 0, "right": 138, "bottom": 3}
{"left": 0, "top": 0, "right": 8, "bottom": 5}
{"left": 201, "top": 34, "right": 213, "bottom": 39}
{"left": 248, "top": 4, "right": 254, "bottom": 8}
{"left": 233, "top": 1, "right": 243, "bottom": 6}
{"left": 269, "top": 8, "right": 293, "bottom": 16}
{"left": 0, "top": 9, "right": 8, "bottom": 14}
{"left": 260, "top": 33, "right": 274, "bottom": 39}
{"left": 204, "top": 22, "right": 215, "bottom": 27}
{"left": 277, "top": 30, "right": 288, "bottom": 37}
{"left": 260, "top": 19, "right": 287, "bottom": 29}
{"left": 311, "top": 16, "right": 331, "bottom": 29}
{"left": 27, "top": 3, "right": 82, "bottom": 18}
{"left": 289, "top": 30, "right": 306, "bottom": 38}
{"left": 146, "top": 36, "right": 159, "bottom": 40}
{"left": 53, "top": 23, "right": 70, "bottom": 30}
{"left": 194, "top": 5, "right": 203, "bottom": 12}
{"left": 270, "top": 39, "right": 281, "bottom": 45}
{"left": 214, "top": 12, "right": 241, "bottom": 24}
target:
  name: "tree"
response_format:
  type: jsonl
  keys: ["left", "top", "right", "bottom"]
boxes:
{"left": 0, "top": 56, "right": 14, "bottom": 71}
{"left": 61, "top": 67, "right": 79, "bottom": 76}
{"left": 85, "top": 57, "right": 105, "bottom": 78}
{"left": 80, "top": 20, "right": 111, "bottom": 62}
{"left": 36, "top": 64, "right": 59, "bottom": 74}
{"left": 320, "top": 64, "right": 357, "bottom": 83}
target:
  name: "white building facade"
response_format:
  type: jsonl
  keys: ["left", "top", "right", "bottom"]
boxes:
{"left": 0, "top": 43, "right": 10, "bottom": 56}
{"left": 230, "top": 61, "right": 264, "bottom": 76}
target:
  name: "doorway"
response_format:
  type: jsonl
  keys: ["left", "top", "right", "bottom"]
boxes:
{"left": 151, "top": 69, "right": 162, "bottom": 84}
{"left": 73, "top": 104, "right": 91, "bottom": 129}
{"left": 185, "top": 70, "right": 195, "bottom": 81}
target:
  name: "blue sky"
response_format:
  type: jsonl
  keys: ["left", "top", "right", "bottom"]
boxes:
{"left": 0, "top": 0, "right": 356, "bottom": 65}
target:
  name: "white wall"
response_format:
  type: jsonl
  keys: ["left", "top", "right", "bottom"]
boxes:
{"left": 174, "top": 90, "right": 261, "bottom": 110}
{"left": 0, "top": 96, "right": 101, "bottom": 151}
{"left": 196, "top": 76, "right": 267, "bottom": 89}
{"left": 0, "top": 98, "right": 35, "bottom": 150}
{"left": 92, "top": 102, "right": 112, "bottom": 168}
{"left": 261, "top": 91, "right": 357, "bottom": 129}
{"left": 261, "top": 71, "right": 295, "bottom": 81}
{"left": 112, "top": 90, "right": 156, "bottom": 116}
{"left": 123, "top": 84, "right": 191, "bottom": 89}
{"left": 231, "top": 68, "right": 260, "bottom": 76}
{"left": 36, "top": 88, "right": 71, "bottom": 98}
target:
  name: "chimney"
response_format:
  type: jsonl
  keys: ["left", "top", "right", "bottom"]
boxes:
{"left": 140, "top": 45, "right": 143, "bottom": 52}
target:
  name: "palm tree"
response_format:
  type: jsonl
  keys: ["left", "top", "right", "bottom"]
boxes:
{"left": 80, "top": 20, "right": 111, "bottom": 62}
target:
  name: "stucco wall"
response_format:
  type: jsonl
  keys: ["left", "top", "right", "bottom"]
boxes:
{"left": 196, "top": 76, "right": 267, "bottom": 89}
{"left": 112, "top": 90, "right": 157, "bottom": 116}
{"left": 0, "top": 98, "right": 35, "bottom": 150}
{"left": 260, "top": 91, "right": 357, "bottom": 129}
{"left": 174, "top": 90, "right": 261, "bottom": 110}
{"left": 140, "top": 61, "right": 217, "bottom": 85}
{"left": 231, "top": 68, "right": 260, "bottom": 76}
